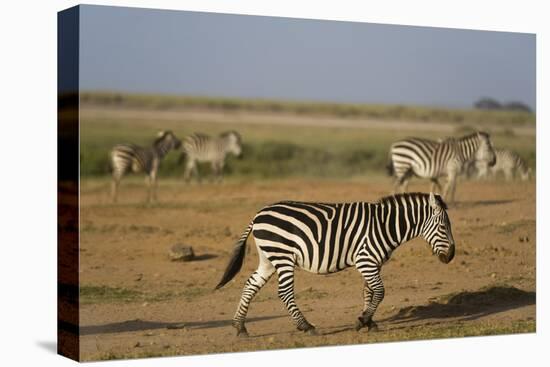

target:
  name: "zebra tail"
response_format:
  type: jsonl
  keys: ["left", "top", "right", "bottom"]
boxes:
{"left": 215, "top": 221, "right": 254, "bottom": 290}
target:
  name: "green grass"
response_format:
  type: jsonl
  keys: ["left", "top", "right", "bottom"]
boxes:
{"left": 80, "top": 285, "right": 142, "bottom": 304}
{"left": 79, "top": 99, "right": 536, "bottom": 180}
{"left": 79, "top": 285, "right": 210, "bottom": 304}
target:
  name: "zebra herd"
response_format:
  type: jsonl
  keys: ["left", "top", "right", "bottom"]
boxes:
{"left": 212, "top": 130, "right": 532, "bottom": 337}
{"left": 109, "top": 130, "right": 242, "bottom": 202}
{"left": 108, "top": 128, "right": 531, "bottom": 336}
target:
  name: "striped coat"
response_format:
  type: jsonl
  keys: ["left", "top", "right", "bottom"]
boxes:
{"left": 387, "top": 131, "right": 496, "bottom": 202}
{"left": 110, "top": 131, "right": 181, "bottom": 203}
{"left": 469, "top": 148, "right": 531, "bottom": 181}
{"left": 216, "top": 192, "right": 455, "bottom": 336}
{"left": 180, "top": 131, "right": 242, "bottom": 182}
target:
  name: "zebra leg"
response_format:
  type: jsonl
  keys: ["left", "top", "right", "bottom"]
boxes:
{"left": 275, "top": 263, "right": 316, "bottom": 334}
{"left": 183, "top": 160, "right": 197, "bottom": 183}
{"left": 362, "top": 280, "right": 373, "bottom": 313}
{"left": 504, "top": 168, "right": 513, "bottom": 181}
{"left": 430, "top": 178, "right": 442, "bottom": 194}
{"left": 232, "top": 252, "right": 275, "bottom": 337}
{"left": 355, "top": 256, "right": 384, "bottom": 331}
{"left": 216, "top": 161, "right": 225, "bottom": 184}
{"left": 145, "top": 175, "right": 153, "bottom": 204}
{"left": 394, "top": 168, "right": 413, "bottom": 194}
{"left": 111, "top": 176, "right": 121, "bottom": 203}
{"left": 210, "top": 161, "right": 221, "bottom": 183}
{"left": 443, "top": 174, "right": 456, "bottom": 203}
{"left": 151, "top": 173, "right": 158, "bottom": 202}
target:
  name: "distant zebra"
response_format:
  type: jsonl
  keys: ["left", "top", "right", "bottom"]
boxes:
{"left": 468, "top": 149, "right": 532, "bottom": 181}
{"left": 387, "top": 131, "right": 496, "bottom": 202}
{"left": 179, "top": 131, "right": 242, "bottom": 182}
{"left": 110, "top": 131, "right": 181, "bottom": 203}
{"left": 215, "top": 192, "right": 455, "bottom": 336}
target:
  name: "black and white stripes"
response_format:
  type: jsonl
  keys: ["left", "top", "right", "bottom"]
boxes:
{"left": 469, "top": 148, "right": 532, "bottom": 181}
{"left": 110, "top": 131, "right": 181, "bottom": 203}
{"left": 387, "top": 131, "right": 496, "bottom": 202}
{"left": 215, "top": 192, "right": 455, "bottom": 336}
{"left": 180, "top": 131, "right": 242, "bottom": 182}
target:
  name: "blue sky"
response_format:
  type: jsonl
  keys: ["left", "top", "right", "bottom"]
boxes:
{"left": 79, "top": 5, "right": 536, "bottom": 109}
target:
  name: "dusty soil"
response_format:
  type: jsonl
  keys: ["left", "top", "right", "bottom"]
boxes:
{"left": 78, "top": 177, "right": 536, "bottom": 361}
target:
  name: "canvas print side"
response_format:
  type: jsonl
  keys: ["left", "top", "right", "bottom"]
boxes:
{"left": 57, "top": 5, "right": 80, "bottom": 361}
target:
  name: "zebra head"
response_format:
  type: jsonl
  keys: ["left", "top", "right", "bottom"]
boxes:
{"left": 221, "top": 131, "right": 243, "bottom": 158}
{"left": 475, "top": 132, "right": 496, "bottom": 167}
{"left": 155, "top": 130, "right": 182, "bottom": 151}
{"left": 421, "top": 192, "right": 455, "bottom": 264}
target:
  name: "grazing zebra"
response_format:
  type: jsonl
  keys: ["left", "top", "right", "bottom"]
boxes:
{"left": 215, "top": 192, "right": 455, "bottom": 336}
{"left": 468, "top": 149, "right": 532, "bottom": 181}
{"left": 179, "top": 131, "right": 242, "bottom": 182}
{"left": 387, "top": 131, "right": 496, "bottom": 203}
{"left": 110, "top": 131, "right": 181, "bottom": 203}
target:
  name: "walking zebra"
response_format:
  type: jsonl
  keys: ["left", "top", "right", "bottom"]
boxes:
{"left": 387, "top": 131, "right": 496, "bottom": 203}
{"left": 468, "top": 148, "right": 532, "bottom": 181}
{"left": 179, "top": 131, "right": 242, "bottom": 182}
{"left": 215, "top": 192, "right": 455, "bottom": 336}
{"left": 110, "top": 131, "right": 181, "bottom": 203}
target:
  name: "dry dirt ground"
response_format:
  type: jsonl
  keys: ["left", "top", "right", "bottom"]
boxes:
{"left": 78, "top": 177, "right": 536, "bottom": 361}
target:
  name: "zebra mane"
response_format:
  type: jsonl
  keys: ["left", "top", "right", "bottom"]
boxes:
{"left": 376, "top": 192, "right": 448, "bottom": 210}
{"left": 220, "top": 130, "right": 242, "bottom": 142}
{"left": 459, "top": 131, "right": 490, "bottom": 141}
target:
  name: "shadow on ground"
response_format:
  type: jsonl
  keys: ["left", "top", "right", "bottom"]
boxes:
{"left": 453, "top": 199, "right": 516, "bottom": 209}
{"left": 80, "top": 314, "right": 286, "bottom": 336}
{"left": 36, "top": 341, "right": 57, "bottom": 354}
{"left": 380, "top": 286, "right": 535, "bottom": 325}
{"left": 323, "top": 286, "right": 535, "bottom": 336}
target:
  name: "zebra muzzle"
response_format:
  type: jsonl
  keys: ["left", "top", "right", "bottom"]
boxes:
{"left": 438, "top": 244, "right": 455, "bottom": 264}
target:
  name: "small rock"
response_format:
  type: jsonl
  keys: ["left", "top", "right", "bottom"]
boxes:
{"left": 491, "top": 272, "right": 497, "bottom": 278}
{"left": 169, "top": 244, "right": 195, "bottom": 261}
{"left": 135, "top": 273, "right": 143, "bottom": 282}
{"left": 134, "top": 341, "right": 142, "bottom": 348}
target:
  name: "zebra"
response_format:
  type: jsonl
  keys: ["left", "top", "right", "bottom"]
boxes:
{"left": 387, "top": 131, "right": 497, "bottom": 203}
{"left": 110, "top": 130, "right": 181, "bottom": 203}
{"left": 215, "top": 192, "right": 455, "bottom": 336}
{"left": 179, "top": 131, "right": 242, "bottom": 182}
{"left": 467, "top": 148, "right": 532, "bottom": 181}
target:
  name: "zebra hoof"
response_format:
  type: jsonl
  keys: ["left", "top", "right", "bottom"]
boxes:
{"left": 306, "top": 328, "right": 318, "bottom": 336}
{"left": 236, "top": 328, "right": 249, "bottom": 338}
{"left": 233, "top": 322, "right": 249, "bottom": 338}
{"left": 355, "top": 319, "right": 366, "bottom": 331}
{"left": 297, "top": 322, "right": 316, "bottom": 334}
{"left": 367, "top": 321, "right": 379, "bottom": 332}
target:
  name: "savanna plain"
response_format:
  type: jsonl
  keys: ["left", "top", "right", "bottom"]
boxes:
{"left": 77, "top": 94, "right": 535, "bottom": 360}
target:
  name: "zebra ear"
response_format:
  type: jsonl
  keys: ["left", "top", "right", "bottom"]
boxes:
{"left": 429, "top": 192, "right": 439, "bottom": 209}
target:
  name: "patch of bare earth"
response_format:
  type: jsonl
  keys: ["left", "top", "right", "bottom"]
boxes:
{"left": 78, "top": 178, "right": 535, "bottom": 361}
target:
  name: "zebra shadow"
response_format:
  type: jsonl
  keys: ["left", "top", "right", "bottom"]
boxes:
{"left": 378, "top": 286, "right": 535, "bottom": 325}
{"left": 452, "top": 199, "right": 516, "bottom": 209}
{"left": 79, "top": 315, "right": 286, "bottom": 336}
{"left": 322, "top": 286, "right": 534, "bottom": 336}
